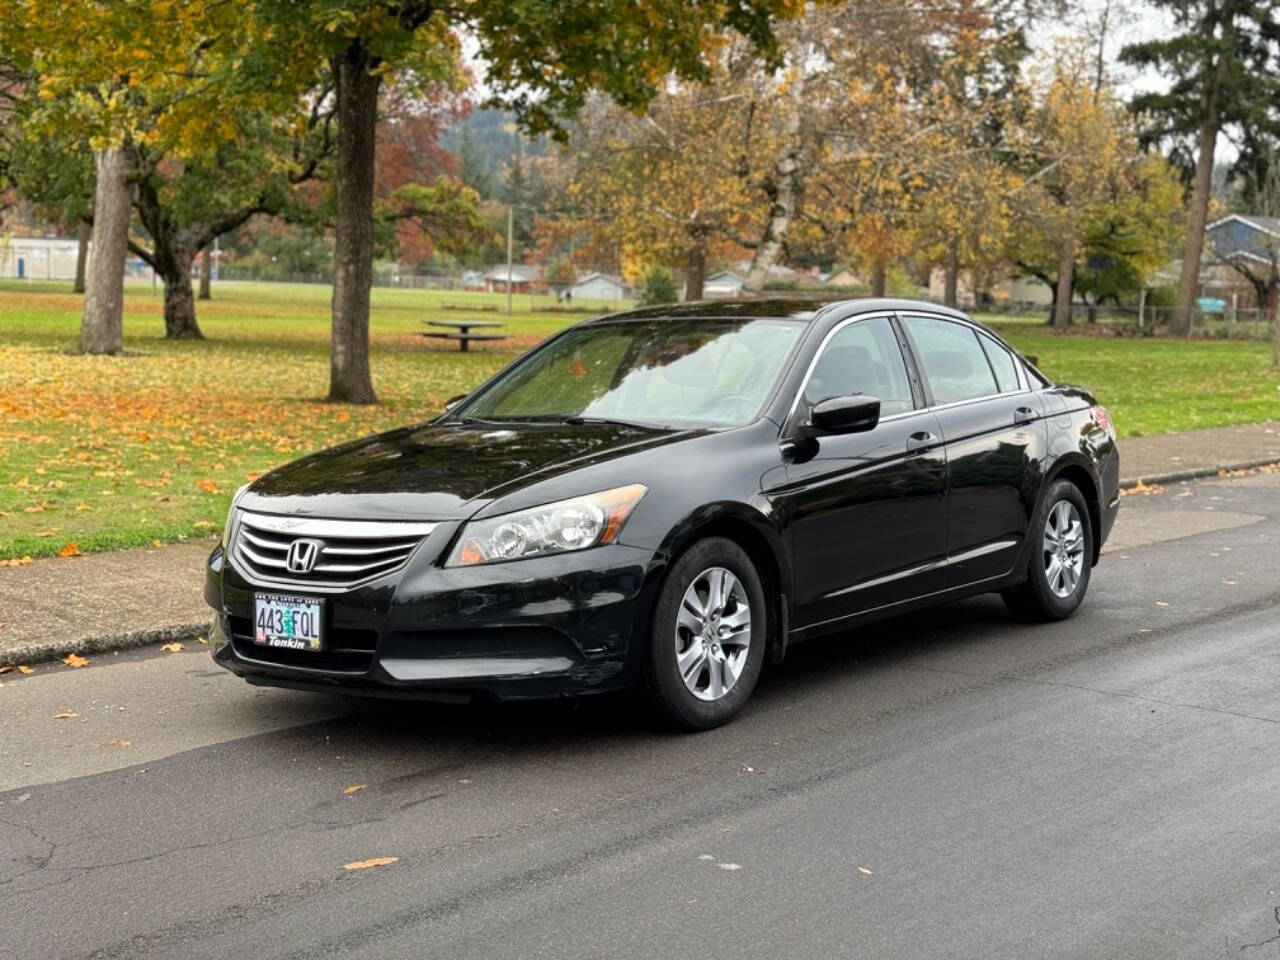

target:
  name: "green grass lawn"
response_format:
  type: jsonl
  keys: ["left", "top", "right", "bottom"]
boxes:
{"left": 0, "top": 281, "right": 1276, "bottom": 561}
{"left": 981, "top": 320, "right": 1280, "bottom": 436}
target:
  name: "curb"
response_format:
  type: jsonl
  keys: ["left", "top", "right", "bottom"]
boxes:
{"left": 1119, "top": 457, "right": 1280, "bottom": 490}
{"left": 0, "top": 620, "right": 211, "bottom": 669}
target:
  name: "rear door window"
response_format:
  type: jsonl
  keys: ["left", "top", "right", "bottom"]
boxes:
{"left": 902, "top": 316, "right": 999, "bottom": 406}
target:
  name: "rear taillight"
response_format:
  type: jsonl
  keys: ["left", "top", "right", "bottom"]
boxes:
{"left": 1091, "top": 405, "right": 1115, "bottom": 439}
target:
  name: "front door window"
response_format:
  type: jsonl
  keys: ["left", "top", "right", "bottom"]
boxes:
{"left": 803, "top": 316, "right": 915, "bottom": 416}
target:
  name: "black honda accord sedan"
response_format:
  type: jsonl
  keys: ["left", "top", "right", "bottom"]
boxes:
{"left": 206, "top": 298, "right": 1119, "bottom": 729}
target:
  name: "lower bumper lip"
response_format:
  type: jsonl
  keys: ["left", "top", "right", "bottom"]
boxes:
{"left": 379, "top": 656, "right": 577, "bottom": 681}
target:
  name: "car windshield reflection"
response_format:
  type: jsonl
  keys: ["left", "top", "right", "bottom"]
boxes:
{"left": 458, "top": 317, "right": 806, "bottom": 429}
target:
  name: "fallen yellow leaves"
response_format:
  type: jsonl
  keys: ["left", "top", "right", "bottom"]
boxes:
{"left": 1121, "top": 480, "right": 1165, "bottom": 497}
{"left": 58, "top": 542, "right": 81, "bottom": 558}
{"left": 54, "top": 710, "right": 77, "bottom": 719}
{"left": 1219, "top": 462, "right": 1280, "bottom": 478}
{"left": 1, "top": 555, "right": 33, "bottom": 567}
{"left": 18, "top": 665, "right": 35, "bottom": 675}
{"left": 161, "top": 642, "right": 183, "bottom": 652}
{"left": 0, "top": 665, "right": 10, "bottom": 675}
{"left": 343, "top": 784, "right": 365, "bottom": 795}
{"left": 63, "top": 653, "right": 90, "bottom": 668}
{"left": 0, "top": 295, "right": 502, "bottom": 562}
{"left": 343, "top": 857, "right": 398, "bottom": 871}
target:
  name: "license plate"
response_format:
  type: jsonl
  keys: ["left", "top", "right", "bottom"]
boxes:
{"left": 253, "top": 594, "right": 323, "bottom": 651}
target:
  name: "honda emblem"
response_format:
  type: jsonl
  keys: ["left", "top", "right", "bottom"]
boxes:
{"left": 285, "top": 538, "right": 322, "bottom": 574}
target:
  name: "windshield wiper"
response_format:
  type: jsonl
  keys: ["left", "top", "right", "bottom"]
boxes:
{"left": 561, "top": 415, "right": 657, "bottom": 430}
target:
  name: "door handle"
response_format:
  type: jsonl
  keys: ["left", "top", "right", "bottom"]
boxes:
{"left": 1013, "top": 406, "right": 1037, "bottom": 425}
{"left": 906, "top": 431, "right": 936, "bottom": 454}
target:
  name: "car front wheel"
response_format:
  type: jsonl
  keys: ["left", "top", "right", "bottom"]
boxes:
{"left": 1002, "top": 478, "right": 1093, "bottom": 621}
{"left": 643, "top": 537, "right": 767, "bottom": 731}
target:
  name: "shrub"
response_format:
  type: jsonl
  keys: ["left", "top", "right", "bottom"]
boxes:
{"left": 639, "top": 266, "right": 678, "bottom": 305}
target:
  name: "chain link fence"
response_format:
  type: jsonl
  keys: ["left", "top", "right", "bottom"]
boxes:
{"left": 977, "top": 301, "right": 1277, "bottom": 340}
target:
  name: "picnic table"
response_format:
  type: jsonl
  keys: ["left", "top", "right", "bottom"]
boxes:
{"left": 419, "top": 319, "right": 507, "bottom": 352}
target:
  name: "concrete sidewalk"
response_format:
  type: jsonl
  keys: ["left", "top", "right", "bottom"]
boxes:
{"left": 1, "top": 419, "right": 1278, "bottom": 667}
{"left": 1118, "top": 420, "right": 1280, "bottom": 487}
{"left": 0, "top": 539, "right": 214, "bottom": 667}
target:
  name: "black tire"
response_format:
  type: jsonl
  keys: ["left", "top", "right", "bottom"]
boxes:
{"left": 1001, "top": 478, "right": 1094, "bottom": 622}
{"left": 642, "top": 537, "right": 768, "bottom": 731}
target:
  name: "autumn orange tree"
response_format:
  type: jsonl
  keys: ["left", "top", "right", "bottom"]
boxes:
{"left": 1003, "top": 50, "right": 1178, "bottom": 326}
{"left": 909, "top": 11, "right": 1028, "bottom": 306}
{"left": 819, "top": 53, "right": 936, "bottom": 296}
{"left": 0, "top": 0, "right": 254, "bottom": 352}
{"left": 243, "top": 0, "right": 802, "bottom": 403}
{"left": 0, "top": 0, "right": 346, "bottom": 345}
{"left": 562, "top": 75, "right": 765, "bottom": 299}
{"left": 808, "top": 2, "right": 1030, "bottom": 299}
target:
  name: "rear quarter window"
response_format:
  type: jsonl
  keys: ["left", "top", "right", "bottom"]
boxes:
{"left": 978, "top": 335, "right": 1021, "bottom": 393}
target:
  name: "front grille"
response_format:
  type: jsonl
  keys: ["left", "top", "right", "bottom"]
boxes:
{"left": 231, "top": 511, "right": 436, "bottom": 589}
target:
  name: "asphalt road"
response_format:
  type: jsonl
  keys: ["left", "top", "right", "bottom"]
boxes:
{"left": 3, "top": 469, "right": 1280, "bottom": 960}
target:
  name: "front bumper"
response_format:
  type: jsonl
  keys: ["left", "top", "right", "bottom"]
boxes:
{"left": 206, "top": 525, "right": 661, "bottom": 700}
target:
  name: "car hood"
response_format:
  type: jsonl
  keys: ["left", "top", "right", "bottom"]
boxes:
{"left": 239, "top": 420, "right": 699, "bottom": 521}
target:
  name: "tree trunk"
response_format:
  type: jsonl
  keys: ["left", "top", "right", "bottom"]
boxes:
{"left": 79, "top": 147, "right": 131, "bottom": 355}
{"left": 160, "top": 249, "right": 203, "bottom": 339}
{"left": 1051, "top": 233, "right": 1075, "bottom": 328}
{"left": 871, "top": 261, "right": 887, "bottom": 298}
{"left": 943, "top": 238, "right": 959, "bottom": 307}
{"left": 198, "top": 245, "right": 212, "bottom": 300}
{"left": 743, "top": 63, "right": 806, "bottom": 292}
{"left": 1269, "top": 283, "right": 1278, "bottom": 369}
{"left": 73, "top": 219, "right": 90, "bottom": 294}
{"left": 329, "top": 44, "right": 380, "bottom": 404}
{"left": 1173, "top": 79, "right": 1220, "bottom": 337}
{"left": 684, "top": 234, "right": 706, "bottom": 301}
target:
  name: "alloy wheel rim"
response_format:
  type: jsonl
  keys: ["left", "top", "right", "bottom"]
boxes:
{"left": 1043, "top": 500, "right": 1085, "bottom": 599}
{"left": 675, "top": 566, "right": 752, "bottom": 702}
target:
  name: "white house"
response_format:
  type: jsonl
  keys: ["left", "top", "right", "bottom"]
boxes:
{"left": 826, "top": 267, "right": 863, "bottom": 288}
{"left": 926, "top": 266, "right": 1053, "bottom": 308}
{"left": 0, "top": 235, "right": 81, "bottom": 281}
{"left": 703, "top": 270, "right": 745, "bottom": 297}
{"left": 483, "top": 264, "right": 537, "bottom": 293}
{"left": 570, "top": 272, "right": 632, "bottom": 300}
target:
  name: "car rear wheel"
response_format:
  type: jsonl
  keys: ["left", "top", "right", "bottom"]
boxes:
{"left": 1002, "top": 478, "right": 1093, "bottom": 621}
{"left": 643, "top": 537, "right": 767, "bottom": 731}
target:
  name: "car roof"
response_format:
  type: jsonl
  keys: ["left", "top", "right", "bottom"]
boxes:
{"left": 584, "top": 297, "right": 973, "bottom": 324}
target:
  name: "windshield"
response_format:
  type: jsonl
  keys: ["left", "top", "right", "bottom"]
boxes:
{"left": 458, "top": 317, "right": 806, "bottom": 428}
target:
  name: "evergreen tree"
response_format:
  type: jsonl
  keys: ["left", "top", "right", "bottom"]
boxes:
{"left": 1121, "top": 0, "right": 1280, "bottom": 335}
{"left": 458, "top": 123, "right": 497, "bottom": 199}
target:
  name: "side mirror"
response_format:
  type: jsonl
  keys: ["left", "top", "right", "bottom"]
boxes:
{"left": 807, "top": 395, "right": 880, "bottom": 435}
{"left": 444, "top": 394, "right": 468, "bottom": 411}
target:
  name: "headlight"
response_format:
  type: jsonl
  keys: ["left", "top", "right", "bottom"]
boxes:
{"left": 221, "top": 484, "right": 250, "bottom": 549}
{"left": 446, "top": 484, "right": 647, "bottom": 567}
